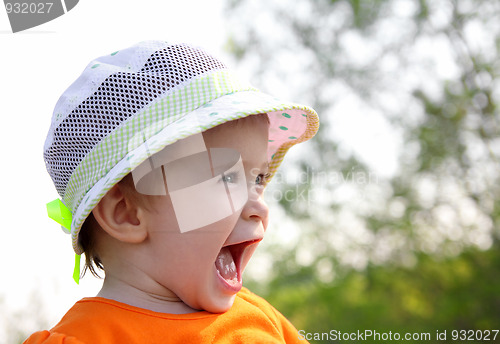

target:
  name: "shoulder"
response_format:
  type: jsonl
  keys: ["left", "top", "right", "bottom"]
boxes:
{"left": 236, "top": 287, "right": 281, "bottom": 317}
{"left": 235, "top": 287, "right": 307, "bottom": 343}
{"left": 24, "top": 298, "right": 137, "bottom": 344}
{"left": 234, "top": 288, "right": 291, "bottom": 329}
{"left": 24, "top": 293, "right": 306, "bottom": 344}
{"left": 23, "top": 330, "right": 85, "bottom": 344}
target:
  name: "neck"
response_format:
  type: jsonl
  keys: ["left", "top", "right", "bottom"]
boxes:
{"left": 96, "top": 274, "right": 200, "bottom": 314}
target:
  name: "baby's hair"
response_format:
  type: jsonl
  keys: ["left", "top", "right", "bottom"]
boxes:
{"left": 79, "top": 212, "right": 103, "bottom": 277}
{"left": 79, "top": 113, "right": 269, "bottom": 278}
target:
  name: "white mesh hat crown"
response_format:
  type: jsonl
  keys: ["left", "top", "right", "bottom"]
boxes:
{"left": 44, "top": 40, "right": 319, "bottom": 256}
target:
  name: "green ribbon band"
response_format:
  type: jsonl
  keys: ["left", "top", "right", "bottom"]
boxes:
{"left": 46, "top": 199, "right": 80, "bottom": 284}
{"left": 73, "top": 254, "right": 81, "bottom": 284}
{"left": 46, "top": 199, "right": 72, "bottom": 231}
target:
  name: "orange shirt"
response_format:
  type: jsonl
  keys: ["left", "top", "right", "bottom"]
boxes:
{"left": 24, "top": 287, "right": 308, "bottom": 344}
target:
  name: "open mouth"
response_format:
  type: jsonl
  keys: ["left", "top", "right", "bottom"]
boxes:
{"left": 215, "top": 239, "right": 261, "bottom": 291}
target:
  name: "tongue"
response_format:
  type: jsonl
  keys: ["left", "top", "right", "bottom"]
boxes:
{"left": 215, "top": 247, "right": 238, "bottom": 284}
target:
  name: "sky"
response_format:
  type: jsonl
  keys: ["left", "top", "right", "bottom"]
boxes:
{"left": 0, "top": 0, "right": 230, "bottom": 333}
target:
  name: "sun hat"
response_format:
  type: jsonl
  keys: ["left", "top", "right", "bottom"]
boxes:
{"left": 44, "top": 41, "right": 319, "bottom": 281}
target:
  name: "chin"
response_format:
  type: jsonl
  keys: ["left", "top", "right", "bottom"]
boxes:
{"left": 200, "top": 294, "right": 237, "bottom": 314}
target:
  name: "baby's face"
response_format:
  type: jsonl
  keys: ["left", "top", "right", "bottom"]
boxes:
{"left": 139, "top": 116, "right": 270, "bottom": 313}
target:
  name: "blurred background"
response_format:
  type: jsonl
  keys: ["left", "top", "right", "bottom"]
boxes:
{"left": 1, "top": 0, "right": 499, "bottom": 343}
{"left": 229, "top": 0, "right": 500, "bottom": 341}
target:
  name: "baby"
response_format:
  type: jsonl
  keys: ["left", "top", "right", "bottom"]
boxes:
{"left": 25, "top": 41, "right": 319, "bottom": 343}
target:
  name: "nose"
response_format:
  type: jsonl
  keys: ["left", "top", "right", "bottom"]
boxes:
{"left": 240, "top": 184, "right": 269, "bottom": 228}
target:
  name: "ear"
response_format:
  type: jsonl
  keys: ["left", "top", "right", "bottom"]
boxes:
{"left": 92, "top": 183, "right": 147, "bottom": 244}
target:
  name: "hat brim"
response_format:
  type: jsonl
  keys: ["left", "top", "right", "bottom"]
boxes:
{"left": 70, "top": 90, "right": 318, "bottom": 254}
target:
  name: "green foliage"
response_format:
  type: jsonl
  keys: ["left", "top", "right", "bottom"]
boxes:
{"left": 347, "top": 0, "right": 387, "bottom": 29}
{"left": 226, "top": 0, "right": 500, "bottom": 338}
{"left": 247, "top": 245, "right": 500, "bottom": 343}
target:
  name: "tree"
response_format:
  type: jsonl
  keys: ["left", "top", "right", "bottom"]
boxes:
{"left": 225, "top": 0, "right": 500, "bottom": 339}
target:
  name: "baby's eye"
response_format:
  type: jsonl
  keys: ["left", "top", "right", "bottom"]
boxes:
{"left": 221, "top": 172, "right": 238, "bottom": 184}
{"left": 255, "top": 173, "right": 270, "bottom": 186}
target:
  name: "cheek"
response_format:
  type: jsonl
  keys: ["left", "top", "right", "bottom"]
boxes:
{"left": 145, "top": 196, "right": 242, "bottom": 273}
{"left": 148, "top": 211, "right": 241, "bottom": 260}
{"left": 145, "top": 232, "right": 215, "bottom": 284}
{"left": 197, "top": 210, "right": 241, "bottom": 235}
{"left": 150, "top": 184, "right": 245, "bottom": 235}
